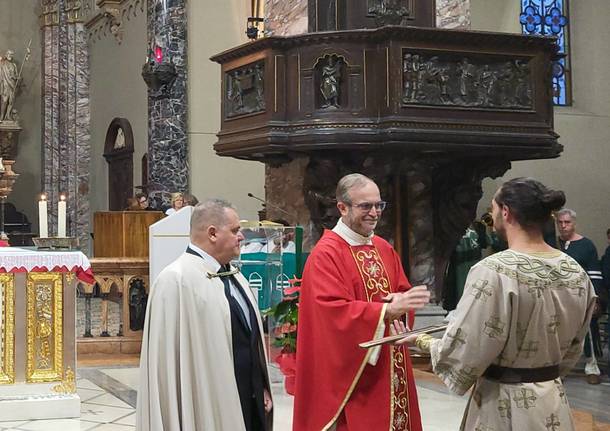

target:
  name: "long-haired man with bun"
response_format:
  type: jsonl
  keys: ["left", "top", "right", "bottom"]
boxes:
{"left": 396, "top": 178, "right": 596, "bottom": 430}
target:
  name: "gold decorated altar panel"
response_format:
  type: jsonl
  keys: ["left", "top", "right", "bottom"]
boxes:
{"left": 0, "top": 248, "right": 85, "bottom": 420}
{"left": 0, "top": 274, "right": 15, "bottom": 384}
{"left": 26, "top": 273, "right": 63, "bottom": 383}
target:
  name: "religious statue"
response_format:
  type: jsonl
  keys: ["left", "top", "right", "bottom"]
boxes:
{"left": 477, "top": 65, "right": 497, "bottom": 106}
{"left": 253, "top": 63, "right": 265, "bottom": 109}
{"left": 0, "top": 50, "right": 19, "bottom": 122}
{"left": 229, "top": 69, "right": 244, "bottom": 112}
{"left": 457, "top": 58, "right": 475, "bottom": 101}
{"left": 114, "top": 128, "right": 126, "bottom": 149}
{"left": 368, "top": 0, "right": 409, "bottom": 26}
{"left": 320, "top": 56, "right": 342, "bottom": 109}
{"left": 513, "top": 59, "right": 532, "bottom": 107}
{"left": 425, "top": 56, "right": 451, "bottom": 103}
{"left": 403, "top": 54, "right": 422, "bottom": 102}
{"left": 129, "top": 278, "right": 148, "bottom": 331}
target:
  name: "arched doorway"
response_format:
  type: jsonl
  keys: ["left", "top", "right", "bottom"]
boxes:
{"left": 103, "top": 118, "right": 134, "bottom": 210}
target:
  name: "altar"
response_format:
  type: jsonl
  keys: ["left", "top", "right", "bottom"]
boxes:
{"left": 0, "top": 247, "right": 93, "bottom": 421}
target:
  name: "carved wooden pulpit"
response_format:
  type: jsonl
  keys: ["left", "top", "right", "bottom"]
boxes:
{"left": 212, "top": 0, "right": 562, "bottom": 301}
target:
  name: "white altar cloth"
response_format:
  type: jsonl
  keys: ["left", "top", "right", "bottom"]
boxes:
{"left": 0, "top": 247, "right": 94, "bottom": 284}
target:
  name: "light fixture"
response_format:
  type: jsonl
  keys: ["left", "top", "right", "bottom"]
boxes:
{"left": 246, "top": 0, "right": 263, "bottom": 40}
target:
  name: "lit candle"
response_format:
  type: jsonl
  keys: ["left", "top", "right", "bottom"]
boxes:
{"left": 38, "top": 194, "right": 48, "bottom": 238}
{"left": 58, "top": 194, "right": 67, "bottom": 238}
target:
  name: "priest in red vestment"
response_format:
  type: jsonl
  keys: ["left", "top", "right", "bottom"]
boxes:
{"left": 293, "top": 173, "right": 430, "bottom": 431}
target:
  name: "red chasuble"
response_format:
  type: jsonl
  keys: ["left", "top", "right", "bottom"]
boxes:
{"left": 293, "top": 230, "right": 422, "bottom": 431}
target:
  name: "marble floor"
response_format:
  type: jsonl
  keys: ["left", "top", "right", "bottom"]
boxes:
{"left": 1, "top": 365, "right": 609, "bottom": 430}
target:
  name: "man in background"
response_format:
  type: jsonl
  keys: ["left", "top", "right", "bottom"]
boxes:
{"left": 557, "top": 208, "right": 605, "bottom": 384}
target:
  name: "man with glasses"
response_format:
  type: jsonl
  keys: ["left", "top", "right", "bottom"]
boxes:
{"left": 293, "top": 173, "right": 430, "bottom": 431}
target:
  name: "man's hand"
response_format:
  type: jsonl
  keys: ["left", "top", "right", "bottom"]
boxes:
{"left": 264, "top": 388, "right": 273, "bottom": 413}
{"left": 382, "top": 285, "right": 430, "bottom": 321}
{"left": 390, "top": 319, "right": 419, "bottom": 346}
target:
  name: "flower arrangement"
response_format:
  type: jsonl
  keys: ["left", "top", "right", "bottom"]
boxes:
{"left": 268, "top": 277, "right": 301, "bottom": 395}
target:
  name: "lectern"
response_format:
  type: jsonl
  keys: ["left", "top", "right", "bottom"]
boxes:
{"left": 81, "top": 211, "right": 163, "bottom": 356}
{"left": 93, "top": 211, "right": 163, "bottom": 257}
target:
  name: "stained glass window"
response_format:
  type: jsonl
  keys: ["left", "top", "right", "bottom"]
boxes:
{"left": 520, "top": 0, "right": 571, "bottom": 105}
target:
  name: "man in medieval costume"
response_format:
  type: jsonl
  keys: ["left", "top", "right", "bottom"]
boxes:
{"left": 136, "top": 199, "right": 273, "bottom": 431}
{"left": 398, "top": 177, "right": 596, "bottom": 430}
{"left": 293, "top": 173, "right": 430, "bottom": 431}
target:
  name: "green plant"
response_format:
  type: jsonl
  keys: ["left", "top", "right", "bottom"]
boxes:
{"left": 267, "top": 277, "right": 300, "bottom": 353}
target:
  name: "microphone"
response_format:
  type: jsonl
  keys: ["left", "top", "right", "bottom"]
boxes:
{"left": 247, "top": 193, "right": 296, "bottom": 222}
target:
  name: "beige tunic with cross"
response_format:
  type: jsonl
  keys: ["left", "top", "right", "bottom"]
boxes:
{"left": 423, "top": 249, "right": 596, "bottom": 431}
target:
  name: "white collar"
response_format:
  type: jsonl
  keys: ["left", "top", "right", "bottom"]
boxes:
{"left": 188, "top": 242, "right": 222, "bottom": 272}
{"left": 332, "top": 218, "right": 374, "bottom": 246}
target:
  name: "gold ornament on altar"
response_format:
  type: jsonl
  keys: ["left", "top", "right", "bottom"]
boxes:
{"left": 0, "top": 274, "right": 15, "bottom": 384}
{"left": 26, "top": 273, "right": 63, "bottom": 383}
{"left": 52, "top": 367, "right": 76, "bottom": 394}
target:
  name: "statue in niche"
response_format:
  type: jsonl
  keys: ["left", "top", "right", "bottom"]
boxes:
{"left": 129, "top": 278, "right": 148, "bottom": 331}
{"left": 114, "top": 128, "right": 126, "bottom": 149}
{"left": 0, "top": 50, "right": 19, "bottom": 122}
{"left": 320, "top": 56, "right": 342, "bottom": 109}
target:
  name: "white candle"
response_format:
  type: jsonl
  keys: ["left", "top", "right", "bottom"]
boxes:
{"left": 38, "top": 194, "right": 48, "bottom": 238}
{"left": 57, "top": 194, "right": 67, "bottom": 238}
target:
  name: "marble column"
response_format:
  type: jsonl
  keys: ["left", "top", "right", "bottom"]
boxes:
{"left": 264, "top": 0, "right": 308, "bottom": 36}
{"left": 146, "top": 0, "right": 188, "bottom": 209}
{"left": 40, "top": 0, "right": 91, "bottom": 251}
{"left": 436, "top": 0, "right": 471, "bottom": 30}
{"left": 405, "top": 163, "right": 436, "bottom": 300}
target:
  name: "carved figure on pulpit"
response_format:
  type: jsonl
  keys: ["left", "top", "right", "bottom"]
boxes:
{"left": 129, "top": 278, "right": 148, "bottom": 331}
{"left": 425, "top": 56, "right": 451, "bottom": 104}
{"left": 497, "top": 61, "right": 516, "bottom": 105}
{"left": 229, "top": 70, "right": 244, "bottom": 112}
{"left": 457, "top": 58, "right": 475, "bottom": 101}
{"left": 403, "top": 54, "right": 422, "bottom": 102}
{"left": 320, "top": 56, "right": 341, "bottom": 109}
{"left": 0, "top": 50, "right": 19, "bottom": 122}
{"left": 254, "top": 63, "right": 264, "bottom": 108}
{"left": 368, "top": 0, "right": 409, "bottom": 25}
{"left": 513, "top": 60, "right": 532, "bottom": 106}
{"left": 477, "top": 65, "right": 497, "bottom": 106}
